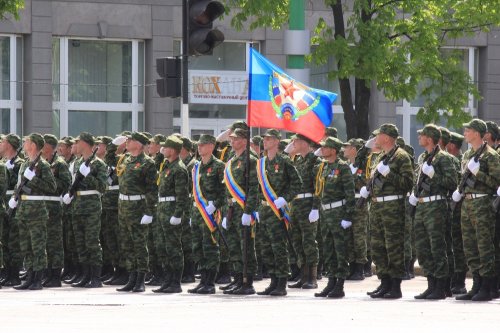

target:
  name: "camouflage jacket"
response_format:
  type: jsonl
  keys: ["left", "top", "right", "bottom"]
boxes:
{"left": 192, "top": 155, "right": 225, "bottom": 211}
{"left": 371, "top": 147, "right": 414, "bottom": 196}
{"left": 225, "top": 150, "right": 259, "bottom": 215}
{"left": 158, "top": 157, "right": 189, "bottom": 219}
{"left": 71, "top": 156, "right": 107, "bottom": 215}
{"left": 259, "top": 153, "right": 301, "bottom": 204}
{"left": 49, "top": 155, "right": 72, "bottom": 196}
{"left": 293, "top": 151, "right": 320, "bottom": 197}
{"left": 414, "top": 149, "right": 457, "bottom": 197}
{"left": 461, "top": 145, "right": 500, "bottom": 194}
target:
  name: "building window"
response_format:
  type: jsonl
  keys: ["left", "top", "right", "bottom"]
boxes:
{"left": 52, "top": 38, "right": 144, "bottom": 137}
{"left": 0, "top": 35, "right": 23, "bottom": 134}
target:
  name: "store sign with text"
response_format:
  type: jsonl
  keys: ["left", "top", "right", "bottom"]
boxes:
{"left": 189, "top": 71, "right": 248, "bottom": 105}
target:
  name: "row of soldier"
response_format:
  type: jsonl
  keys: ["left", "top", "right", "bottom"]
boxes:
{"left": 0, "top": 118, "right": 499, "bottom": 301}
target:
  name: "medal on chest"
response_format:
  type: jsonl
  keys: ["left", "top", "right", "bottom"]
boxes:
{"left": 207, "top": 167, "right": 212, "bottom": 176}
{"left": 274, "top": 164, "right": 279, "bottom": 173}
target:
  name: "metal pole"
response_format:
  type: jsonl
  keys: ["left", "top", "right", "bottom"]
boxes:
{"left": 181, "top": 0, "right": 190, "bottom": 137}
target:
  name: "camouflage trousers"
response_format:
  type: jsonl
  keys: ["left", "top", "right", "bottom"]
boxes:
{"left": 72, "top": 212, "right": 103, "bottom": 266}
{"left": 101, "top": 208, "right": 120, "bottom": 267}
{"left": 191, "top": 207, "right": 220, "bottom": 271}
{"left": 2, "top": 215, "right": 23, "bottom": 268}
{"left": 404, "top": 200, "right": 416, "bottom": 265}
{"left": 347, "top": 204, "right": 368, "bottom": 265}
{"left": 451, "top": 206, "right": 467, "bottom": 273}
{"left": 461, "top": 196, "right": 496, "bottom": 277}
{"left": 181, "top": 214, "right": 193, "bottom": 263}
{"left": 370, "top": 199, "right": 406, "bottom": 279}
{"left": 414, "top": 199, "right": 449, "bottom": 278}
{"left": 157, "top": 201, "right": 184, "bottom": 272}
{"left": 62, "top": 207, "right": 78, "bottom": 265}
{"left": 495, "top": 210, "right": 500, "bottom": 275}
{"left": 320, "top": 205, "right": 349, "bottom": 279}
{"left": 18, "top": 218, "right": 47, "bottom": 271}
{"left": 46, "top": 202, "right": 64, "bottom": 269}
{"left": 149, "top": 211, "right": 166, "bottom": 270}
{"left": 0, "top": 216, "right": 3, "bottom": 268}
{"left": 225, "top": 204, "right": 257, "bottom": 274}
{"left": 118, "top": 200, "right": 149, "bottom": 273}
{"left": 290, "top": 199, "right": 318, "bottom": 267}
{"left": 259, "top": 205, "right": 289, "bottom": 279}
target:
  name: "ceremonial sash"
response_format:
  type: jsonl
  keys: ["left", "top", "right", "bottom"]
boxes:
{"left": 192, "top": 162, "right": 219, "bottom": 233}
{"left": 224, "top": 159, "right": 256, "bottom": 226}
{"left": 256, "top": 157, "right": 290, "bottom": 228}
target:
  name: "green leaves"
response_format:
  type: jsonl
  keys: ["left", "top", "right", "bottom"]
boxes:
{"left": 0, "top": 0, "right": 24, "bottom": 20}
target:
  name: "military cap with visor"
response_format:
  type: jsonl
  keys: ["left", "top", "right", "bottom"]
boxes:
{"left": 198, "top": 134, "right": 217, "bottom": 145}
{"left": 5, "top": 133, "right": 21, "bottom": 150}
{"left": 229, "top": 128, "right": 249, "bottom": 139}
{"left": 127, "top": 131, "right": 150, "bottom": 146}
{"left": 321, "top": 137, "right": 344, "bottom": 151}
{"left": 43, "top": 134, "right": 59, "bottom": 148}
{"left": 162, "top": 135, "right": 183, "bottom": 152}
{"left": 26, "top": 133, "right": 45, "bottom": 150}
{"left": 262, "top": 129, "right": 281, "bottom": 140}
{"left": 374, "top": 123, "right": 399, "bottom": 139}
{"left": 76, "top": 132, "right": 95, "bottom": 146}
{"left": 463, "top": 118, "right": 487, "bottom": 137}
{"left": 417, "top": 124, "right": 442, "bottom": 142}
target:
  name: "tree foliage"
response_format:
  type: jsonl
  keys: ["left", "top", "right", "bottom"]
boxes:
{"left": 224, "top": 0, "right": 500, "bottom": 138}
{"left": 0, "top": 0, "right": 24, "bottom": 20}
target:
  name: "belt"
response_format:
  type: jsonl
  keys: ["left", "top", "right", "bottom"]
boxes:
{"left": 355, "top": 193, "right": 361, "bottom": 199}
{"left": 321, "top": 200, "right": 346, "bottom": 211}
{"left": 6, "top": 190, "right": 14, "bottom": 195}
{"left": 44, "top": 196, "right": 63, "bottom": 202}
{"left": 107, "top": 185, "right": 119, "bottom": 191}
{"left": 464, "top": 193, "right": 488, "bottom": 200}
{"left": 119, "top": 193, "right": 145, "bottom": 201}
{"left": 372, "top": 195, "right": 404, "bottom": 203}
{"left": 20, "top": 195, "right": 55, "bottom": 201}
{"left": 76, "top": 190, "right": 101, "bottom": 196}
{"left": 158, "top": 196, "right": 176, "bottom": 202}
{"left": 295, "top": 193, "right": 313, "bottom": 199}
{"left": 418, "top": 195, "right": 445, "bottom": 203}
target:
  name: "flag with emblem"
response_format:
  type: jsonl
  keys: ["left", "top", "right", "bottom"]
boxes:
{"left": 247, "top": 48, "right": 337, "bottom": 143}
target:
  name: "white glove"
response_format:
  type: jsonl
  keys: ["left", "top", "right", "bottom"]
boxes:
{"left": 349, "top": 164, "right": 358, "bottom": 175}
{"left": 467, "top": 159, "right": 480, "bottom": 176}
{"left": 206, "top": 201, "right": 216, "bottom": 215}
{"left": 23, "top": 168, "right": 36, "bottom": 181}
{"left": 308, "top": 209, "right": 319, "bottom": 223}
{"left": 254, "top": 212, "right": 260, "bottom": 223}
{"left": 189, "top": 219, "right": 192, "bottom": 227}
{"left": 140, "top": 215, "right": 153, "bottom": 225}
{"left": 221, "top": 217, "right": 227, "bottom": 230}
{"left": 340, "top": 220, "right": 352, "bottom": 229}
{"left": 170, "top": 216, "right": 182, "bottom": 225}
{"left": 112, "top": 135, "right": 127, "bottom": 146}
{"left": 377, "top": 162, "right": 390, "bottom": 177}
{"left": 409, "top": 193, "right": 418, "bottom": 206}
{"left": 216, "top": 129, "right": 231, "bottom": 142}
{"left": 8, "top": 197, "right": 17, "bottom": 209}
{"left": 5, "top": 160, "right": 15, "bottom": 170}
{"left": 360, "top": 186, "right": 370, "bottom": 199}
{"left": 314, "top": 148, "right": 323, "bottom": 157}
{"left": 452, "top": 190, "right": 463, "bottom": 202}
{"left": 274, "top": 197, "right": 287, "bottom": 209}
{"left": 284, "top": 142, "right": 294, "bottom": 154}
{"left": 497, "top": 186, "right": 500, "bottom": 197}
{"left": 365, "top": 137, "right": 376, "bottom": 149}
{"left": 62, "top": 193, "right": 73, "bottom": 205}
{"left": 422, "top": 162, "right": 435, "bottom": 178}
{"left": 241, "top": 213, "right": 252, "bottom": 226}
{"left": 79, "top": 163, "right": 91, "bottom": 177}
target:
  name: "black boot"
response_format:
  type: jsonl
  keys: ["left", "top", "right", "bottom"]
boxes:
{"left": 288, "top": 264, "right": 300, "bottom": 282}
{"left": 72, "top": 264, "right": 90, "bottom": 287}
{"left": 414, "top": 276, "right": 435, "bottom": 299}
{"left": 402, "top": 261, "right": 412, "bottom": 280}
{"left": 61, "top": 260, "right": 73, "bottom": 281}
{"left": 145, "top": 265, "right": 164, "bottom": 286}
{"left": 327, "top": 278, "right": 345, "bottom": 298}
{"left": 316, "top": 263, "right": 323, "bottom": 281}
{"left": 254, "top": 261, "right": 263, "bottom": 281}
{"left": 302, "top": 264, "right": 318, "bottom": 289}
{"left": 370, "top": 276, "right": 392, "bottom": 298}
{"left": 85, "top": 266, "right": 103, "bottom": 288}
{"left": 100, "top": 264, "right": 114, "bottom": 282}
{"left": 364, "top": 260, "right": 373, "bottom": 277}
{"left": 64, "top": 264, "right": 82, "bottom": 284}
{"left": 0, "top": 266, "right": 8, "bottom": 284}
{"left": 188, "top": 269, "right": 206, "bottom": 293}
{"left": 215, "top": 262, "right": 231, "bottom": 284}
{"left": 153, "top": 271, "right": 172, "bottom": 293}
{"left": 257, "top": 274, "right": 277, "bottom": 295}
{"left": 197, "top": 269, "right": 216, "bottom": 294}
{"left": 490, "top": 276, "right": 499, "bottom": 299}
{"left": 315, "top": 278, "right": 336, "bottom": 297}
{"left": 44, "top": 268, "right": 62, "bottom": 288}
{"left": 223, "top": 273, "right": 243, "bottom": 294}
{"left": 219, "top": 272, "right": 238, "bottom": 291}
{"left": 288, "top": 265, "right": 307, "bottom": 288}
{"left": 456, "top": 272, "right": 481, "bottom": 300}
{"left": 426, "top": 277, "right": 446, "bottom": 300}
{"left": 408, "top": 258, "right": 416, "bottom": 279}
{"left": 3, "top": 266, "right": 21, "bottom": 287}
{"left": 28, "top": 270, "right": 43, "bottom": 290}
{"left": 383, "top": 278, "right": 402, "bottom": 299}
{"left": 116, "top": 272, "right": 138, "bottom": 292}
{"left": 471, "top": 276, "right": 491, "bottom": 301}
{"left": 132, "top": 272, "right": 146, "bottom": 292}
{"left": 451, "top": 271, "right": 467, "bottom": 295}
{"left": 14, "top": 269, "right": 34, "bottom": 290}
{"left": 163, "top": 270, "right": 183, "bottom": 293}
{"left": 269, "top": 277, "right": 287, "bottom": 296}
{"left": 348, "top": 263, "right": 365, "bottom": 281}
{"left": 232, "top": 275, "right": 256, "bottom": 295}
{"left": 109, "top": 267, "right": 129, "bottom": 285}
{"left": 103, "top": 266, "right": 121, "bottom": 285}
{"left": 181, "top": 261, "right": 195, "bottom": 283}
{"left": 41, "top": 268, "right": 52, "bottom": 285}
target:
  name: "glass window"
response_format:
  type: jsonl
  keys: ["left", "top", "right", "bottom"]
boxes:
{"left": 68, "top": 40, "right": 132, "bottom": 103}
{"left": 52, "top": 39, "right": 60, "bottom": 101}
{"left": 68, "top": 111, "right": 132, "bottom": 137}
{"left": 138, "top": 111, "right": 144, "bottom": 131}
{"left": 1, "top": 109, "right": 9, "bottom": 133}
{"left": 173, "top": 100, "right": 245, "bottom": 119}
{"left": 138, "top": 41, "right": 144, "bottom": 103}
{"left": 174, "top": 40, "right": 247, "bottom": 71}
{"left": 16, "top": 108, "right": 22, "bottom": 135}
{"left": 16, "top": 37, "right": 22, "bottom": 101}
{"left": 53, "top": 109, "right": 60, "bottom": 136}
{"left": 0, "top": 36, "right": 10, "bottom": 100}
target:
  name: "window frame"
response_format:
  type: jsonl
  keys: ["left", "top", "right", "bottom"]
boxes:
{"left": 0, "top": 34, "right": 23, "bottom": 134}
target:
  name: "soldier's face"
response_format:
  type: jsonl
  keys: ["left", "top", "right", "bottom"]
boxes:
{"left": 197, "top": 143, "right": 214, "bottom": 157}
{"left": 464, "top": 127, "right": 480, "bottom": 143}
{"left": 149, "top": 142, "right": 161, "bottom": 155}
{"left": 230, "top": 136, "right": 246, "bottom": 151}
{"left": 343, "top": 145, "right": 356, "bottom": 159}
{"left": 97, "top": 143, "right": 107, "bottom": 156}
{"left": 263, "top": 136, "right": 279, "bottom": 151}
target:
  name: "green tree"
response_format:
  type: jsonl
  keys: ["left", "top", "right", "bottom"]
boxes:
{"left": 225, "top": 0, "right": 500, "bottom": 138}
{"left": 0, "top": 0, "right": 24, "bottom": 20}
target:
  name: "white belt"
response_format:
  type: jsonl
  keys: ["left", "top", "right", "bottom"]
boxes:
{"left": 464, "top": 193, "right": 488, "bottom": 200}
{"left": 418, "top": 195, "right": 445, "bottom": 203}
{"left": 295, "top": 193, "right": 313, "bottom": 199}
{"left": 20, "top": 195, "right": 53, "bottom": 201}
{"left": 355, "top": 193, "right": 361, "bottom": 199}
{"left": 45, "top": 196, "right": 63, "bottom": 202}
{"left": 6, "top": 190, "right": 14, "bottom": 195}
{"left": 372, "top": 195, "right": 404, "bottom": 203}
{"left": 76, "top": 190, "right": 101, "bottom": 196}
{"left": 321, "top": 200, "right": 346, "bottom": 211}
{"left": 107, "top": 185, "right": 119, "bottom": 191}
{"left": 119, "top": 193, "right": 145, "bottom": 201}
{"left": 159, "top": 196, "right": 176, "bottom": 202}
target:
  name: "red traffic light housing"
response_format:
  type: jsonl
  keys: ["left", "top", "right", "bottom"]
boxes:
{"left": 189, "top": 0, "right": 225, "bottom": 55}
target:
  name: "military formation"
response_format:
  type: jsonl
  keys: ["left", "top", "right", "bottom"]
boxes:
{"left": 0, "top": 118, "right": 499, "bottom": 302}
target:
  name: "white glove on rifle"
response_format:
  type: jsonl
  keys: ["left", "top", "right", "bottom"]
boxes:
{"left": 140, "top": 215, "right": 153, "bottom": 225}
{"left": 62, "top": 193, "right": 73, "bottom": 205}
{"left": 452, "top": 190, "right": 463, "bottom": 203}
{"left": 206, "top": 201, "right": 216, "bottom": 215}
{"left": 422, "top": 162, "right": 435, "bottom": 178}
{"left": 349, "top": 164, "right": 358, "bottom": 175}
{"left": 5, "top": 160, "right": 15, "bottom": 170}
{"left": 170, "top": 216, "right": 182, "bottom": 225}
{"left": 221, "top": 217, "right": 227, "bottom": 230}
{"left": 308, "top": 209, "right": 319, "bottom": 223}
{"left": 79, "top": 163, "right": 91, "bottom": 177}
{"left": 360, "top": 186, "right": 370, "bottom": 199}
{"left": 8, "top": 197, "right": 17, "bottom": 209}
{"left": 376, "top": 161, "right": 390, "bottom": 177}
{"left": 340, "top": 220, "right": 352, "bottom": 229}
{"left": 409, "top": 193, "right": 418, "bottom": 206}
{"left": 241, "top": 213, "right": 252, "bottom": 226}
{"left": 467, "top": 159, "right": 480, "bottom": 176}
{"left": 23, "top": 168, "right": 36, "bottom": 181}
{"left": 274, "top": 197, "right": 287, "bottom": 209}
{"left": 497, "top": 186, "right": 500, "bottom": 197}
{"left": 254, "top": 212, "right": 260, "bottom": 223}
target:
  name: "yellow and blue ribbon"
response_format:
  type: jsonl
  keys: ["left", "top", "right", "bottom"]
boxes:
{"left": 224, "top": 159, "right": 257, "bottom": 226}
{"left": 192, "top": 162, "right": 219, "bottom": 233}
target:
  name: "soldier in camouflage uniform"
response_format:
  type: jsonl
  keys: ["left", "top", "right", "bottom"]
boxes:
{"left": 363, "top": 124, "right": 414, "bottom": 299}
{"left": 0, "top": 153, "right": 7, "bottom": 289}
{"left": 256, "top": 129, "right": 301, "bottom": 297}
{"left": 11, "top": 133, "right": 57, "bottom": 290}
{"left": 410, "top": 125, "right": 457, "bottom": 300}
{"left": 115, "top": 132, "right": 158, "bottom": 293}
{"left": 313, "top": 137, "right": 355, "bottom": 299}
{"left": 40, "top": 134, "right": 71, "bottom": 288}
{"left": 453, "top": 119, "right": 500, "bottom": 301}
{"left": 0, "top": 134, "right": 24, "bottom": 287}
{"left": 188, "top": 134, "right": 226, "bottom": 295}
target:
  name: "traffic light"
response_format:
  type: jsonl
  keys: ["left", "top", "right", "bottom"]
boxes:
{"left": 189, "top": 0, "right": 225, "bottom": 56}
{"left": 156, "top": 57, "right": 181, "bottom": 98}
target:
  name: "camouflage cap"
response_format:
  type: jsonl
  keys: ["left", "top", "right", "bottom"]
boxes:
{"left": 342, "top": 138, "right": 365, "bottom": 149}
{"left": 141, "top": 132, "right": 153, "bottom": 140}
{"left": 229, "top": 128, "right": 249, "bottom": 139}
{"left": 180, "top": 137, "right": 193, "bottom": 151}
{"left": 396, "top": 136, "right": 406, "bottom": 147}
{"left": 127, "top": 131, "right": 150, "bottom": 146}
{"left": 120, "top": 130, "right": 132, "bottom": 136}
{"left": 439, "top": 126, "right": 451, "bottom": 145}
{"left": 291, "top": 133, "right": 313, "bottom": 145}
{"left": 75, "top": 132, "right": 95, "bottom": 146}
{"left": 463, "top": 118, "right": 487, "bottom": 137}
{"left": 58, "top": 136, "right": 75, "bottom": 146}
{"left": 229, "top": 121, "right": 249, "bottom": 131}
{"left": 263, "top": 129, "right": 281, "bottom": 140}
{"left": 321, "top": 137, "right": 344, "bottom": 151}
{"left": 26, "top": 133, "right": 45, "bottom": 150}
{"left": 162, "top": 135, "right": 183, "bottom": 152}
{"left": 279, "top": 139, "right": 290, "bottom": 151}
{"left": 251, "top": 135, "right": 263, "bottom": 146}
{"left": 5, "top": 133, "right": 21, "bottom": 150}
{"left": 324, "top": 127, "right": 338, "bottom": 138}
{"left": 198, "top": 134, "right": 216, "bottom": 145}
{"left": 417, "top": 124, "right": 441, "bottom": 142}
{"left": 485, "top": 121, "right": 499, "bottom": 140}
{"left": 99, "top": 136, "right": 113, "bottom": 145}
{"left": 449, "top": 132, "right": 464, "bottom": 147}
{"left": 374, "top": 123, "right": 399, "bottom": 139}
{"left": 151, "top": 134, "right": 166, "bottom": 145}
{"left": 43, "top": 134, "right": 59, "bottom": 147}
